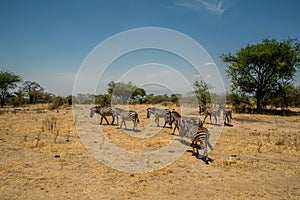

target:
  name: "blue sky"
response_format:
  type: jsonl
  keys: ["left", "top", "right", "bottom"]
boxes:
{"left": 1, "top": 0, "right": 299, "bottom": 95}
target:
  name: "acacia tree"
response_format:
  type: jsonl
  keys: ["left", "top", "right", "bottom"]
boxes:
{"left": 22, "top": 81, "right": 44, "bottom": 104}
{"left": 222, "top": 38, "right": 300, "bottom": 113}
{"left": 0, "top": 70, "right": 22, "bottom": 108}
{"left": 107, "top": 81, "right": 146, "bottom": 104}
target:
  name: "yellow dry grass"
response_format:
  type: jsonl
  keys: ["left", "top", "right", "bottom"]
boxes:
{"left": 0, "top": 104, "right": 299, "bottom": 199}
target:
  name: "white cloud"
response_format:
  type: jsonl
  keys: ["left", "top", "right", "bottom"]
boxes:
{"left": 204, "top": 61, "right": 217, "bottom": 66}
{"left": 197, "top": 0, "right": 225, "bottom": 15}
{"left": 175, "top": 0, "right": 226, "bottom": 15}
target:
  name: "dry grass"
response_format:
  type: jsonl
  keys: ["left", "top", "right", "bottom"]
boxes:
{"left": 0, "top": 104, "right": 299, "bottom": 199}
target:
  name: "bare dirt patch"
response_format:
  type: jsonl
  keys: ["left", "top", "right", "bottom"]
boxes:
{"left": 0, "top": 105, "right": 299, "bottom": 199}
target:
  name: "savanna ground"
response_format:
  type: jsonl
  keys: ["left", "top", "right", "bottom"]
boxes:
{"left": 0, "top": 104, "right": 299, "bottom": 199}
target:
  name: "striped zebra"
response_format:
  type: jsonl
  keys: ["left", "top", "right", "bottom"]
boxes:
{"left": 171, "top": 113, "right": 213, "bottom": 164}
{"left": 168, "top": 110, "right": 202, "bottom": 135}
{"left": 199, "top": 105, "right": 221, "bottom": 125}
{"left": 146, "top": 107, "right": 172, "bottom": 128}
{"left": 220, "top": 105, "right": 233, "bottom": 126}
{"left": 190, "top": 125, "right": 213, "bottom": 164}
{"left": 180, "top": 115, "right": 202, "bottom": 135}
{"left": 90, "top": 106, "right": 115, "bottom": 125}
{"left": 112, "top": 107, "right": 139, "bottom": 130}
{"left": 168, "top": 110, "right": 181, "bottom": 135}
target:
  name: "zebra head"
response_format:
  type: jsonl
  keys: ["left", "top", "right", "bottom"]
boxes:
{"left": 90, "top": 107, "right": 97, "bottom": 118}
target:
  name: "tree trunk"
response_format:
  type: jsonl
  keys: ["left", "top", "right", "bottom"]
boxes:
{"left": 256, "top": 94, "right": 262, "bottom": 114}
{"left": 0, "top": 97, "right": 4, "bottom": 108}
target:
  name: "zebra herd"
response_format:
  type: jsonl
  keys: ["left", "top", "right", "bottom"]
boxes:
{"left": 90, "top": 105, "right": 233, "bottom": 164}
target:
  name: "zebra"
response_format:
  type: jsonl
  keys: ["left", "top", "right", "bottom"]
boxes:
{"left": 199, "top": 105, "right": 221, "bottom": 125}
{"left": 180, "top": 115, "right": 202, "bottom": 135}
{"left": 112, "top": 107, "right": 139, "bottom": 130}
{"left": 168, "top": 110, "right": 181, "bottom": 135}
{"left": 190, "top": 125, "right": 213, "bottom": 164}
{"left": 167, "top": 110, "right": 202, "bottom": 135}
{"left": 90, "top": 106, "right": 115, "bottom": 125}
{"left": 220, "top": 105, "right": 233, "bottom": 126}
{"left": 146, "top": 107, "right": 172, "bottom": 128}
{"left": 174, "top": 115, "right": 213, "bottom": 164}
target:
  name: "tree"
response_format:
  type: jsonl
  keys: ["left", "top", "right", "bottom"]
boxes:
{"left": 170, "top": 93, "right": 182, "bottom": 104}
{"left": 22, "top": 81, "right": 44, "bottom": 104}
{"left": 8, "top": 90, "right": 27, "bottom": 106}
{"left": 107, "top": 81, "right": 146, "bottom": 104}
{"left": 95, "top": 94, "right": 111, "bottom": 107}
{"left": 193, "top": 80, "right": 211, "bottom": 105}
{"left": 222, "top": 38, "right": 300, "bottom": 113}
{"left": 0, "top": 70, "right": 22, "bottom": 108}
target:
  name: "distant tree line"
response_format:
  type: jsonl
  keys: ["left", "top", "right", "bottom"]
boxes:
{"left": 1, "top": 38, "right": 299, "bottom": 113}
{"left": 0, "top": 70, "right": 72, "bottom": 109}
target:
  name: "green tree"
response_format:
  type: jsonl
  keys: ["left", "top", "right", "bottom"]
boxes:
{"left": 222, "top": 38, "right": 300, "bottom": 113}
{"left": 95, "top": 94, "right": 111, "bottom": 107}
{"left": 8, "top": 90, "right": 27, "bottom": 106}
{"left": 193, "top": 80, "right": 211, "bottom": 105}
{"left": 170, "top": 93, "right": 182, "bottom": 104}
{"left": 22, "top": 81, "right": 44, "bottom": 104}
{"left": 0, "top": 70, "right": 22, "bottom": 108}
{"left": 269, "top": 83, "right": 300, "bottom": 109}
{"left": 107, "top": 81, "right": 146, "bottom": 104}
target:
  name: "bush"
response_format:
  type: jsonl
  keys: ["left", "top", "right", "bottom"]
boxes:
{"left": 48, "top": 96, "right": 64, "bottom": 110}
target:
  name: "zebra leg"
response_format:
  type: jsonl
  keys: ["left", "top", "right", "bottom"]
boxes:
{"left": 123, "top": 120, "right": 127, "bottom": 130}
{"left": 99, "top": 116, "right": 103, "bottom": 125}
{"left": 155, "top": 117, "right": 159, "bottom": 127}
{"left": 204, "top": 146, "right": 209, "bottom": 164}
{"left": 171, "top": 124, "right": 177, "bottom": 135}
{"left": 203, "top": 114, "right": 207, "bottom": 123}
{"left": 111, "top": 115, "right": 115, "bottom": 125}
{"left": 103, "top": 116, "right": 110, "bottom": 125}
{"left": 191, "top": 140, "right": 199, "bottom": 156}
{"left": 133, "top": 120, "right": 138, "bottom": 131}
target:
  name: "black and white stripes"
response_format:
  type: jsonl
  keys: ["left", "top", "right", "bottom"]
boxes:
{"left": 165, "top": 110, "right": 213, "bottom": 163}
{"left": 112, "top": 107, "right": 140, "bottom": 131}
{"left": 146, "top": 107, "right": 172, "bottom": 128}
{"left": 90, "top": 106, "right": 115, "bottom": 125}
{"left": 89, "top": 105, "right": 216, "bottom": 163}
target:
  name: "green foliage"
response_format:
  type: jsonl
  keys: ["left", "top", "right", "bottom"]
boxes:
{"left": 222, "top": 38, "right": 300, "bottom": 112}
{"left": 0, "top": 70, "right": 22, "bottom": 108}
{"left": 170, "top": 93, "right": 182, "bottom": 104}
{"left": 48, "top": 96, "right": 64, "bottom": 110}
{"left": 193, "top": 80, "right": 211, "bottom": 105}
{"left": 107, "top": 81, "right": 146, "bottom": 104}
{"left": 22, "top": 81, "right": 44, "bottom": 104}
{"left": 95, "top": 94, "right": 111, "bottom": 107}
{"left": 269, "top": 84, "right": 300, "bottom": 109}
{"left": 73, "top": 94, "right": 94, "bottom": 104}
{"left": 229, "top": 93, "right": 253, "bottom": 113}
{"left": 7, "top": 90, "right": 28, "bottom": 107}
{"left": 65, "top": 95, "right": 73, "bottom": 106}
